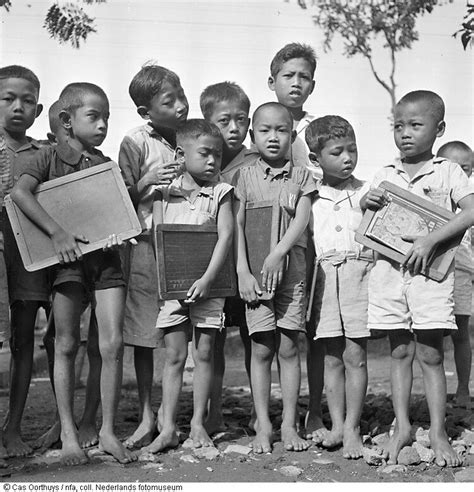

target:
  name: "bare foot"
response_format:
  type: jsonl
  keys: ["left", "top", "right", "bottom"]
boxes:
{"left": 342, "top": 426, "right": 363, "bottom": 459}
{"left": 321, "top": 427, "right": 344, "bottom": 449}
{"left": 141, "top": 429, "right": 179, "bottom": 454}
{"left": 190, "top": 424, "right": 214, "bottom": 448}
{"left": 281, "top": 425, "right": 309, "bottom": 452}
{"left": 248, "top": 405, "right": 258, "bottom": 432}
{"left": 3, "top": 431, "right": 33, "bottom": 457}
{"left": 98, "top": 433, "right": 137, "bottom": 464}
{"left": 204, "top": 415, "right": 227, "bottom": 437}
{"left": 156, "top": 406, "right": 163, "bottom": 433}
{"left": 380, "top": 425, "right": 412, "bottom": 464}
{"left": 304, "top": 411, "right": 328, "bottom": 441}
{"left": 250, "top": 421, "right": 273, "bottom": 454}
{"left": 60, "top": 441, "right": 89, "bottom": 466}
{"left": 33, "top": 421, "right": 61, "bottom": 450}
{"left": 429, "top": 429, "right": 462, "bottom": 468}
{"left": 78, "top": 422, "right": 99, "bottom": 449}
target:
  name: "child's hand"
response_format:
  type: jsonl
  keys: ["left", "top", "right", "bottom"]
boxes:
{"left": 401, "top": 234, "right": 437, "bottom": 275}
{"left": 261, "top": 251, "right": 285, "bottom": 294}
{"left": 51, "top": 229, "right": 89, "bottom": 264}
{"left": 145, "top": 161, "right": 180, "bottom": 187}
{"left": 238, "top": 271, "right": 262, "bottom": 304}
{"left": 103, "top": 233, "right": 124, "bottom": 251}
{"left": 360, "top": 188, "right": 389, "bottom": 211}
{"left": 184, "top": 277, "right": 211, "bottom": 303}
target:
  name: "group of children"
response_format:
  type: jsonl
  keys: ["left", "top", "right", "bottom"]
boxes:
{"left": 0, "top": 41, "right": 472, "bottom": 471}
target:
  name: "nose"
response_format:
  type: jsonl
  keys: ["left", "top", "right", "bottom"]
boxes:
{"left": 97, "top": 118, "right": 107, "bottom": 130}
{"left": 291, "top": 76, "right": 302, "bottom": 87}
{"left": 342, "top": 151, "right": 352, "bottom": 164}
{"left": 176, "top": 98, "right": 188, "bottom": 116}
{"left": 229, "top": 119, "right": 238, "bottom": 132}
{"left": 12, "top": 98, "right": 23, "bottom": 112}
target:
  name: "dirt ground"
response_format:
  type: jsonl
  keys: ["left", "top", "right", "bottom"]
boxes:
{"left": 1, "top": 329, "right": 474, "bottom": 483}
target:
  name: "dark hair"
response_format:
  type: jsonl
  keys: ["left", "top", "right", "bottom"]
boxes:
{"left": 437, "top": 140, "right": 472, "bottom": 157}
{"left": 305, "top": 115, "right": 355, "bottom": 154}
{"left": 59, "top": 82, "right": 108, "bottom": 114}
{"left": 270, "top": 43, "right": 317, "bottom": 78}
{"left": 252, "top": 102, "right": 293, "bottom": 128}
{"left": 176, "top": 119, "right": 223, "bottom": 146}
{"left": 200, "top": 81, "right": 250, "bottom": 119}
{"left": 129, "top": 63, "right": 181, "bottom": 108}
{"left": 48, "top": 100, "right": 62, "bottom": 135}
{"left": 0, "top": 65, "right": 40, "bottom": 93}
{"left": 396, "top": 90, "right": 445, "bottom": 122}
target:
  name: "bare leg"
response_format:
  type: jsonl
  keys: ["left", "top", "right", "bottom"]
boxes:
{"left": 205, "top": 329, "right": 226, "bottom": 435}
{"left": 278, "top": 329, "right": 309, "bottom": 452}
{"left": 381, "top": 330, "right": 415, "bottom": 465}
{"left": 190, "top": 328, "right": 216, "bottom": 447}
{"left": 451, "top": 315, "right": 471, "bottom": 406}
{"left": 416, "top": 330, "right": 462, "bottom": 467}
{"left": 142, "top": 325, "right": 187, "bottom": 454}
{"left": 305, "top": 337, "right": 327, "bottom": 441}
{"left": 3, "top": 300, "right": 41, "bottom": 457}
{"left": 250, "top": 331, "right": 274, "bottom": 453}
{"left": 94, "top": 288, "right": 135, "bottom": 464}
{"left": 240, "top": 324, "right": 257, "bottom": 430}
{"left": 342, "top": 337, "right": 367, "bottom": 459}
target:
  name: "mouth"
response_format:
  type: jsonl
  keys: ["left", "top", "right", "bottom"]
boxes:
{"left": 289, "top": 90, "right": 302, "bottom": 97}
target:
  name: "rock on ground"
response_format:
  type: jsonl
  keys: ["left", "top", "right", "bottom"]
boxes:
{"left": 279, "top": 465, "right": 303, "bottom": 477}
{"left": 412, "top": 442, "right": 435, "bottom": 463}
{"left": 397, "top": 446, "right": 421, "bottom": 466}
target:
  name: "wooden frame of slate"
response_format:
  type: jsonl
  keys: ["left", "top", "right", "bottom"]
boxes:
{"left": 355, "top": 180, "right": 462, "bottom": 282}
{"left": 5, "top": 161, "right": 142, "bottom": 272}
{"left": 154, "top": 223, "right": 236, "bottom": 300}
{"left": 244, "top": 200, "right": 281, "bottom": 300}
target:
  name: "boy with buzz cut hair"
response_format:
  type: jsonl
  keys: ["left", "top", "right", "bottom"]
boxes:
{"left": 143, "top": 119, "right": 234, "bottom": 454}
{"left": 362, "top": 90, "right": 474, "bottom": 468}
{"left": 11, "top": 82, "right": 136, "bottom": 467}
{"left": 305, "top": 115, "right": 372, "bottom": 459}
{"left": 233, "top": 102, "right": 317, "bottom": 454}
{"left": 268, "top": 42, "right": 321, "bottom": 179}
{"left": 436, "top": 141, "right": 473, "bottom": 409}
{"left": 200, "top": 81, "right": 256, "bottom": 433}
{"left": 119, "top": 63, "right": 188, "bottom": 450}
{"left": 0, "top": 65, "right": 51, "bottom": 459}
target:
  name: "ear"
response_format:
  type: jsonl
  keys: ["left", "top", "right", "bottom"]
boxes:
{"left": 308, "top": 152, "right": 320, "bottom": 167}
{"left": 249, "top": 129, "right": 255, "bottom": 144}
{"left": 268, "top": 76, "right": 275, "bottom": 92}
{"left": 175, "top": 146, "right": 186, "bottom": 165}
{"left": 137, "top": 106, "right": 150, "bottom": 120}
{"left": 436, "top": 120, "right": 446, "bottom": 138}
{"left": 35, "top": 104, "right": 43, "bottom": 119}
{"left": 59, "top": 109, "right": 72, "bottom": 130}
{"left": 290, "top": 130, "right": 297, "bottom": 144}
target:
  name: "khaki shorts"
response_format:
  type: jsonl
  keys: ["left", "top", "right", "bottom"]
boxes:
{"left": 454, "top": 268, "right": 473, "bottom": 316}
{"left": 368, "top": 257, "right": 456, "bottom": 331}
{"left": 310, "top": 258, "right": 371, "bottom": 340}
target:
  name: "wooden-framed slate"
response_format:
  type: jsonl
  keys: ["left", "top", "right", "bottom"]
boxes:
{"left": 154, "top": 223, "right": 236, "bottom": 300}
{"left": 355, "top": 180, "right": 462, "bottom": 281}
{"left": 244, "top": 200, "right": 281, "bottom": 300}
{"left": 5, "top": 161, "right": 142, "bottom": 272}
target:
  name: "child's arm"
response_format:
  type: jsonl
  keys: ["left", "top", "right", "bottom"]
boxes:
{"left": 261, "top": 194, "right": 312, "bottom": 294}
{"left": 11, "top": 175, "right": 88, "bottom": 263}
{"left": 234, "top": 197, "right": 263, "bottom": 303}
{"left": 402, "top": 194, "right": 474, "bottom": 275}
{"left": 360, "top": 188, "right": 389, "bottom": 212}
{"left": 185, "top": 192, "right": 234, "bottom": 303}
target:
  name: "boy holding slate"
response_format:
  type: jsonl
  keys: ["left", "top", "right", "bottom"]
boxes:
{"left": 11, "top": 82, "right": 136, "bottom": 467}
{"left": 143, "top": 119, "right": 233, "bottom": 454}
{"left": 233, "top": 102, "right": 317, "bottom": 454}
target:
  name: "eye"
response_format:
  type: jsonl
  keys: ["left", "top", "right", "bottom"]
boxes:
{"left": 218, "top": 118, "right": 229, "bottom": 125}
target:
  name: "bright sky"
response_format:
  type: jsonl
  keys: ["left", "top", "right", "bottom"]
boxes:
{"left": 0, "top": 0, "right": 472, "bottom": 179}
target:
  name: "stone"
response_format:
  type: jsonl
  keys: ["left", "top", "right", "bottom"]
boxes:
{"left": 141, "top": 463, "right": 164, "bottom": 470}
{"left": 397, "top": 446, "right": 421, "bottom": 466}
{"left": 412, "top": 442, "right": 435, "bottom": 463}
{"left": 312, "top": 459, "right": 334, "bottom": 465}
{"left": 138, "top": 452, "right": 158, "bottom": 462}
{"left": 455, "top": 468, "right": 474, "bottom": 482}
{"left": 223, "top": 444, "right": 252, "bottom": 456}
{"left": 193, "top": 447, "right": 221, "bottom": 460}
{"left": 415, "top": 427, "right": 431, "bottom": 448}
{"left": 182, "top": 439, "right": 194, "bottom": 449}
{"left": 380, "top": 464, "right": 407, "bottom": 474}
{"left": 461, "top": 430, "right": 474, "bottom": 446}
{"left": 180, "top": 454, "right": 199, "bottom": 464}
{"left": 470, "top": 445, "right": 474, "bottom": 455}
{"left": 279, "top": 465, "right": 303, "bottom": 477}
{"left": 362, "top": 447, "right": 385, "bottom": 466}
{"left": 453, "top": 445, "right": 467, "bottom": 458}
{"left": 371, "top": 433, "right": 390, "bottom": 446}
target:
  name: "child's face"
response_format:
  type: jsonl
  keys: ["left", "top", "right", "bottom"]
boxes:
{"left": 440, "top": 147, "right": 473, "bottom": 177}
{"left": 268, "top": 58, "right": 315, "bottom": 110}
{"left": 179, "top": 134, "right": 222, "bottom": 183}
{"left": 67, "top": 93, "right": 109, "bottom": 151}
{"left": 251, "top": 106, "right": 294, "bottom": 164}
{"left": 144, "top": 81, "right": 188, "bottom": 131}
{"left": 311, "top": 135, "right": 358, "bottom": 185}
{"left": 207, "top": 100, "right": 250, "bottom": 153}
{"left": 394, "top": 101, "right": 444, "bottom": 162}
{"left": 0, "top": 77, "right": 40, "bottom": 135}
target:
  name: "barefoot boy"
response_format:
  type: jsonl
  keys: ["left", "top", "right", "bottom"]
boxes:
{"left": 119, "top": 64, "right": 188, "bottom": 449}
{"left": 0, "top": 65, "right": 51, "bottom": 458}
{"left": 142, "top": 119, "right": 233, "bottom": 453}
{"left": 362, "top": 90, "right": 474, "bottom": 467}
{"left": 233, "top": 102, "right": 317, "bottom": 453}
{"left": 11, "top": 82, "right": 136, "bottom": 466}
{"left": 306, "top": 115, "right": 372, "bottom": 458}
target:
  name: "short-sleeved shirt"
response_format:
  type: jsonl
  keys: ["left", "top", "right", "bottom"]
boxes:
{"left": 219, "top": 146, "right": 258, "bottom": 185}
{"left": 232, "top": 158, "right": 317, "bottom": 248}
{"left": 119, "top": 124, "right": 175, "bottom": 232}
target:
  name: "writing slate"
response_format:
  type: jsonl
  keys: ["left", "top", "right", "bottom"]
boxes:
{"left": 244, "top": 200, "right": 281, "bottom": 300}
{"left": 154, "top": 223, "right": 236, "bottom": 300}
{"left": 355, "top": 180, "right": 462, "bottom": 281}
{"left": 5, "top": 161, "right": 142, "bottom": 272}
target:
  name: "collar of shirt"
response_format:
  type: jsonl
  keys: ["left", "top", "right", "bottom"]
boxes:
{"left": 221, "top": 146, "right": 252, "bottom": 176}
{"left": 318, "top": 176, "right": 363, "bottom": 204}
{"left": 56, "top": 143, "right": 105, "bottom": 167}
{"left": 295, "top": 112, "right": 315, "bottom": 135}
{"left": 257, "top": 157, "right": 292, "bottom": 180}
{"left": 168, "top": 174, "right": 215, "bottom": 200}
{"left": 5, "top": 136, "right": 40, "bottom": 153}
{"left": 384, "top": 156, "right": 446, "bottom": 182}
{"left": 146, "top": 123, "right": 175, "bottom": 152}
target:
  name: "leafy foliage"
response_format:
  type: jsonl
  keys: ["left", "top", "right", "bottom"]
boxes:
{"left": 454, "top": 3, "right": 474, "bottom": 49}
{"left": 0, "top": 0, "right": 11, "bottom": 12}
